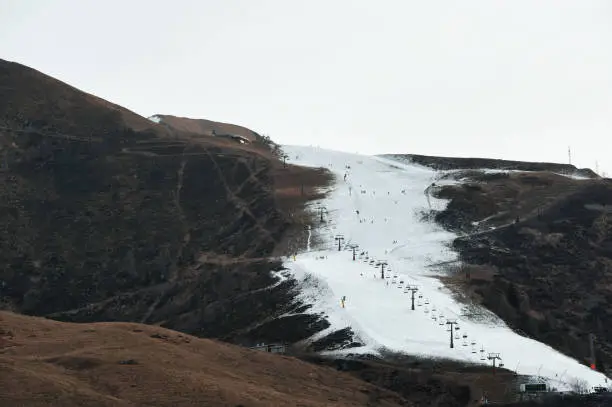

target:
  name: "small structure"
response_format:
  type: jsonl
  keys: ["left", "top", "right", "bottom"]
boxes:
{"left": 250, "top": 343, "right": 287, "bottom": 354}
{"left": 212, "top": 130, "right": 251, "bottom": 144}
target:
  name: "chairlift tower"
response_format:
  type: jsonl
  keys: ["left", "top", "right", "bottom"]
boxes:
{"left": 334, "top": 235, "right": 345, "bottom": 251}
{"left": 446, "top": 320, "right": 459, "bottom": 348}
{"left": 378, "top": 261, "right": 388, "bottom": 279}
{"left": 408, "top": 287, "right": 419, "bottom": 310}
{"left": 487, "top": 353, "right": 503, "bottom": 372}
{"left": 348, "top": 244, "right": 359, "bottom": 261}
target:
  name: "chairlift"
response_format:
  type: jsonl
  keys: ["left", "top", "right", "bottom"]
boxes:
{"left": 432, "top": 315, "right": 437, "bottom": 321}
{"left": 417, "top": 300, "right": 422, "bottom": 306}
{"left": 425, "top": 299, "right": 430, "bottom": 305}
{"left": 455, "top": 332, "right": 460, "bottom": 340}
{"left": 391, "top": 280, "right": 397, "bottom": 284}
{"left": 424, "top": 307, "right": 429, "bottom": 313}
{"left": 439, "top": 319, "right": 445, "bottom": 326}
{"left": 393, "top": 275, "right": 398, "bottom": 278}
{"left": 499, "top": 361, "right": 505, "bottom": 368}
{"left": 418, "top": 294, "right": 423, "bottom": 299}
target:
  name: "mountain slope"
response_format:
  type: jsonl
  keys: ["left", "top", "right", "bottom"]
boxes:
{"left": 279, "top": 146, "right": 609, "bottom": 394}
{"left": 0, "top": 59, "right": 330, "bottom": 348}
{"left": 425, "top": 167, "right": 612, "bottom": 376}
{"left": 150, "top": 114, "right": 263, "bottom": 142}
{"left": 382, "top": 154, "right": 599, "bottom": 179}
{"left": 0, "top": 311, "right": 406, "bottom": 407}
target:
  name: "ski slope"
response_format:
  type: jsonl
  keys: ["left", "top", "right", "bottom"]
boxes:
{"left": 281, "top": 145, "right": 608, "bottom": 392}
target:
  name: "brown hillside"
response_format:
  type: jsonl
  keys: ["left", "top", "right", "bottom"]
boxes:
{"left": 430, "top": 168, "right": 612, "bottom": 376}
{"left": 0, "top": 311, "right": 407, "bottom": 407}
{"left": 0, "top": 58, "right": 333, "bottom": 350}
{"left": 153, "top": 114, "right": 260, "bottom": 142}
{"left": 0, "top": 59, "right": 160, "bottom": 134}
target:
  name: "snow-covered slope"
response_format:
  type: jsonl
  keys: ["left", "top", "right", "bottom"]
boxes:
{"left": 281, "top": 145, "right": 608, "bottom": 392}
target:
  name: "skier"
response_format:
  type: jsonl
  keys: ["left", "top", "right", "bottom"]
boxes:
{"left": 344, "top": 173, "right": 347, "bottom": 181}
{"left": 356, "top": 210, "right": 360, "bottom": 215}
{"left": 340, "top": 295, "right": 347, "bottom": 308}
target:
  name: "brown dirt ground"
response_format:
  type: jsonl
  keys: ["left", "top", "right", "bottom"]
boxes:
{"left": 0, "top": 311, "right": 408, "bottom": 407}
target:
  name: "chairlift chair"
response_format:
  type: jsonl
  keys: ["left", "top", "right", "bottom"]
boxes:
{"left": 425, "top": 299, "right": 430, "bottom": 305}
{"left": 424, "top": 307, "right": 429, "bottom": 313}
{"left": 418, "top": 293, "right": 423, "bottom": 299}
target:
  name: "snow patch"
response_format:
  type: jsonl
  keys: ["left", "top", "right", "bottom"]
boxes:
{"left": 280, "top": 144, "right": 608, "bottom": 392}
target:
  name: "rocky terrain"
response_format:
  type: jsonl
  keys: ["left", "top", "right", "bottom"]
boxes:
{"left": 386, "top": 154, "right": 612, "bottom": 377}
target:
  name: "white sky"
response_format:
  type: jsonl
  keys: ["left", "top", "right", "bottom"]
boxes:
{"left": 2, "top": 0, "right": 611, "bottom": 174}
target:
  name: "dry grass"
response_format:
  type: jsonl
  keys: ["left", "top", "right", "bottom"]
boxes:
{"left": 154, "top": 115, "right": 259, "bottom": 142}
{"left": 0, "top": 311, "right": 406, "bottom": 407}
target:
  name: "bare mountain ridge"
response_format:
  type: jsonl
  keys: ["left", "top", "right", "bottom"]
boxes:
{"left": 0, "top": 57, "right": 335, "bottom": 348}
{"left": 151, "top": 114, "right": 264, "bottom": 143}
{"left": 382, "top": 153, "right": 600, "bottom": 179}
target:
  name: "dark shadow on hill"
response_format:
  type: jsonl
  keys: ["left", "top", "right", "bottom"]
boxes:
{"left": 0, "top": 58, "right": 336, "bottom": 349}
{"left": 423, "top": 164, "right": 612, "bottom": 378}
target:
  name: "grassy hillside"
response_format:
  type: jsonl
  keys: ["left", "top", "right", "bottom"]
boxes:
{"left": 0, "top": 311, "right": 407, "bottom": 407}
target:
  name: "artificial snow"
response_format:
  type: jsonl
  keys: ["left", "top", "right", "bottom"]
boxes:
{"left": 280, "top": 145, "right": 608, "bottom": 392}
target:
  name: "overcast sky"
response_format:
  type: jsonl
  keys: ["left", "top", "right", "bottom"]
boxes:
{"left": 2, "top": 0, "right": 611, "bottom": 174}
